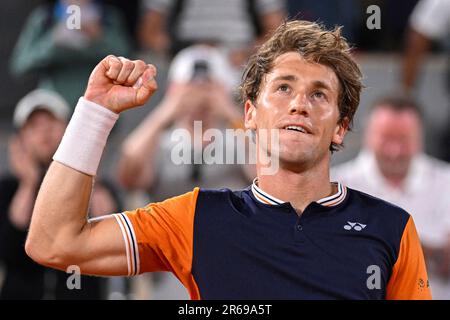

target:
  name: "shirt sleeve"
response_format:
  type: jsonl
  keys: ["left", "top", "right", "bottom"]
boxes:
{"left": 386, "top": 216, "right": 432, "bottom": 300}
{"left": 113, "top": 187, "right": 200, "bottom": 298}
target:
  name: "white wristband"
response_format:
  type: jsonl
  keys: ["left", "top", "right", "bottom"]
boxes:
{"left": 53, "top": 97, "right": 119, "bottom": 176}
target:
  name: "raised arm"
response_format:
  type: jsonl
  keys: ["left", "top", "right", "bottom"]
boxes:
{"left": 25, "top": 55, "right": 157, "bottom": 276}
{"left": 401, "top": 28, "right": 431, "bottom": 93}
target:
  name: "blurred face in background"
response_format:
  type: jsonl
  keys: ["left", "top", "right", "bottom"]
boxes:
{"left": 173, "top": 80, "right": 227, "bottom": 140}
{"left": 174, "top": 59, "right": 227, "bottom": 134}
{"left": 20, "top": 110, "right": 66, "bottom": 166}
{"left": 178, "top": 83, "right": 216, "bottom": 131}
{"left": 366, "top": 105, "right": 422, "bottom": 180}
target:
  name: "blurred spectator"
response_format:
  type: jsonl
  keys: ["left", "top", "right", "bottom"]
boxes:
{"left": 0, "top": 90, "right": 70, "bottom": 299}
{"left": 117, "top": 45, "right": 253, "bottom": 299}
{"left": 402, "top": 0, "right": 450, "bottom": 93}
{"left": 402, "top": 0, "right": 450, "bottom": 161}
{"left": 0, "top": 89, "right": 123, "bottom": 299}
{"left": 331, "top": 95, "right": 450, "bottom": 299}
{"left": 287, "top": 0, "right": 362, "bottom": 44}
{"left": 138, "top": 0, "right": 285, "bottom": 66}
{"left": 0, "top": 89, "right": 69, "bottom": 299}
{"left": 10, "top": 0, "right": 130, "bottom": 107}
{"left": 118, "top": 44, "right": 251, "bottom": 197}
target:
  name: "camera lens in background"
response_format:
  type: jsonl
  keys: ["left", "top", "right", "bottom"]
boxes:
{"left": 191, "top": 60, "right": 210, "bottom": 83}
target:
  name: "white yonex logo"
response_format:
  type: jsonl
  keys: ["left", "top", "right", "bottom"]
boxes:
{"left": 344, "top": 221, "right": 367, "bottom": 231}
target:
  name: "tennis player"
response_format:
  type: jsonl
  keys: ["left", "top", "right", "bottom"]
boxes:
{"left": 26, "top": 21, "right": 431, "bottom": 299}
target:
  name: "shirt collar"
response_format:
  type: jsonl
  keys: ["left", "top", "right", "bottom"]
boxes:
{"left": 251, "top": 178, "right": 347, "bottom": 207}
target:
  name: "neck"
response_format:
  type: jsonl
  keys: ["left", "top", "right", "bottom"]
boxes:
{"left": 257, "top": 155, "right": 333, "bottom": 213}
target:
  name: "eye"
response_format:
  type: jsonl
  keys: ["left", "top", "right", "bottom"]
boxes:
{"left": 312, "top": 91, "right": 327, "bottom": 101}
{"left": 277, "top": 83, "right": 291, "bottom": 94}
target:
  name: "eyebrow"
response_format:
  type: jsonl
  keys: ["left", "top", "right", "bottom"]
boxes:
{"left": 311, "top": 80, "right": 333, "bottom": 91}
{"left": 271, "top": 75, "right": 298, "bottom": 82}
{"left": 271, "top": 76, "right": 333, "bottom": 91}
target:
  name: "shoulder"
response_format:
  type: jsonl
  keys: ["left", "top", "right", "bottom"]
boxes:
{"left": 420, "top": 154, "right": 450, "bottom": 174}
{"left": 414, "top": 154, "right": 450, "bottom": 190}
{"left": 143, "top": 187, "right": 248, "bottom": 217}
{"left": 347, "top": 187, "right": 410, "bottom": 218}
{"left": 197, "top": 187, "right": 247, "bottom": 202}
{"left": 345, "top": 187, "right": 411, "bottom": 234}
{"left": 343, "top": 187, "right": 412, "bottom": 261}
{"left": 196, "top": 187, "right": 251, "bottom": 213}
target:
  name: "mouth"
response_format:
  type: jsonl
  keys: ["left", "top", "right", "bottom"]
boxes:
{"left": 282, "top": 125, "right": 311, "bottom": 134}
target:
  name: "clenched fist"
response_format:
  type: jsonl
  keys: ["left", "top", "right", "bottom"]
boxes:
{"left": 84, "top": 55, "right": 158, "bottom": 113}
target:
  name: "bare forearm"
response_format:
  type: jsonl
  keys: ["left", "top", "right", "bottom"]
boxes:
{"left": 119, "top": 104, "right": 171, "bottom": 188}
{"left": 402, "top": 29, "right": 431, "bottom": 92}
{"left": 26, "top": 161, "right": 93, "bottom": 265}
{"left": 123, "top": 102, "right": 172, "bottom": 154}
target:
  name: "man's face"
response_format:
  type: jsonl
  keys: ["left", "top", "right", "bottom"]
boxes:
{"left": 245, "top": 52, "right": 347, "bottom": 170}
{"left": 366, "top": 106, "right": 422, "bottom": 178}
{"left": 20, "top": 110, "right": 66, "bottom": 166}
{"left": 175, "top": 82, "right": 220, "bottom": 134}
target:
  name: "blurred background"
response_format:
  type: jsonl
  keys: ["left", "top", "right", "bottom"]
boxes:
{"left": 0, "top": 0, "right": 448, "bottom": 300}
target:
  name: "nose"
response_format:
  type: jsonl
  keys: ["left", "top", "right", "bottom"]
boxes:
{"left": 288, "top": 93, "right": 309, "bottom": 116}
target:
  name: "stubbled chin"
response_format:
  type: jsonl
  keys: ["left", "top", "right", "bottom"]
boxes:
{"left": 280, "top": 129, "right": 312, "bottom": 139}
{"left": 278, "top": 133, "right": 312, "bottom": 149}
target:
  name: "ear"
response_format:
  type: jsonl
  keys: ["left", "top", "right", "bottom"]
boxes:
{"left": 244, "top": 100, "right": 257, "bottom": 130}
{"left": 332, "top": 118, "right": 349, "bottom": 147}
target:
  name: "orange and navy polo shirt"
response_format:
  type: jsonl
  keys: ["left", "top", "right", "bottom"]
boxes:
{"left": 113, "top": 180, "right": 431, "bottom": 300}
